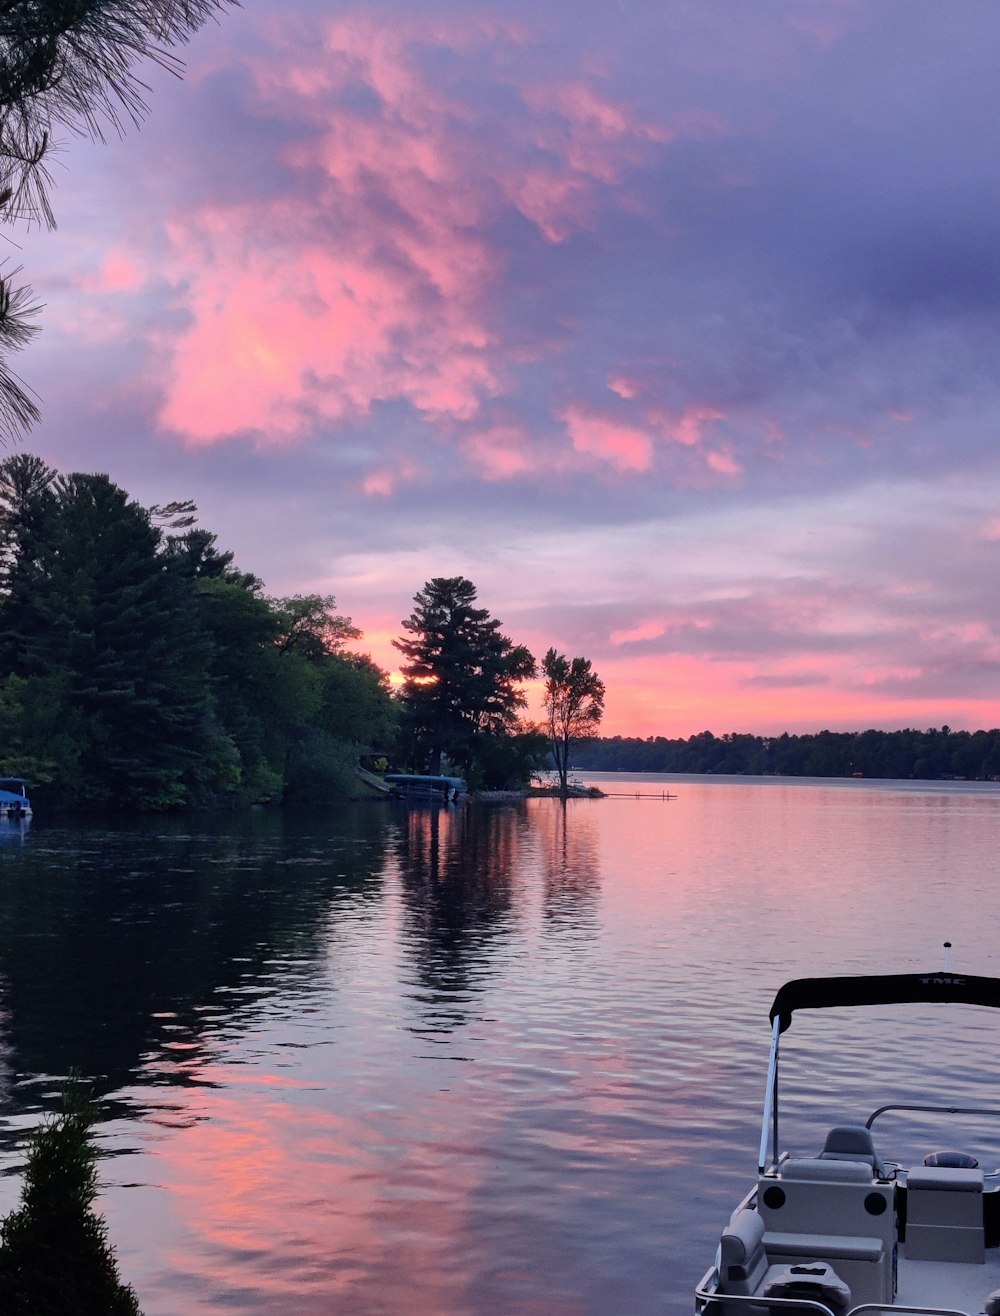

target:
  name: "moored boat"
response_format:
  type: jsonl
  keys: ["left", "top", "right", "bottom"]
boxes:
{"left": 695, "top": 966, "right": 1000, "bottom": 1314}
{"left": 0, "top": 777, "right": 31, "bottom": 818}
{"left": 383, "top": 773, "right": 467, "bottom": 802}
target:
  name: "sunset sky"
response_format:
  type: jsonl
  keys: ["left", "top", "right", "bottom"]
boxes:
{"left": 10, "top": 0, "right": 1000, "bottom": 737}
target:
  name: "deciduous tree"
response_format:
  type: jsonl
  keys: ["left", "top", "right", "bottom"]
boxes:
{"left": 542, "top": 648, "right": 605, "bottom": 795}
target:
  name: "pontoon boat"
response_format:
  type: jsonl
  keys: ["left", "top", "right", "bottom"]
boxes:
{"left": 0, "top": 778, "right": 31, "bottom": 818}
{"left": 695, "top": 969, "right": 1000, "bottom": 1315}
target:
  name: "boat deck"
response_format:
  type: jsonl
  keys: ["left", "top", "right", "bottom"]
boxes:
{"left": 895, "top": 1248, "right": 1000, "bottom": 1312}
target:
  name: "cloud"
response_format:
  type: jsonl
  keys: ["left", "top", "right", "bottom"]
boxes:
{"left": 132, "top": 9, "right": 677, "bottom": 450}
{"left": 18, "top": 0, "right": 1000, "bottom": 737}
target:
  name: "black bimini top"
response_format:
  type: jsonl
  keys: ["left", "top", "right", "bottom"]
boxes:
{"left": 770, "top": 972, "right": 1000, "bottom": 1034}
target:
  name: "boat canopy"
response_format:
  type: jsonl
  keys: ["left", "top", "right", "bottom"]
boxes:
{"left": 383, "top": 774, "right": 467, "bottom": 792}
{"left": 769, "top": 971, "right": 1000, "bottom": 1034}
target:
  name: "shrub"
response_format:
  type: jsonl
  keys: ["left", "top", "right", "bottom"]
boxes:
{"left": 0, "top": 1080, "right": 141, "bottom": 1314}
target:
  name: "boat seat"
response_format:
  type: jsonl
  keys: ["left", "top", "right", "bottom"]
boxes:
{"left": 758, "top": 1164, "right": 895, "bottom": 1304}
{"left": 721, "top": 1210, "right": 842, "bottom": 1316}
{"left": 718, "top": 1208, "right": 772, "bottom": 1293}
{"left": 905, "top": 1163, "right": 984, "bottom": 1262}
{"left": 780, "top": 1157, "right": 872, "bottom": 1182}
{"left": 819, "top": 1124, "right": 890, "bottom": 1178}
{"left": 984, "top": 1288, "right": 1000, "bottom": 1316}
{"left": 763, "top": 1231, "right": 884, "bottom": 1263}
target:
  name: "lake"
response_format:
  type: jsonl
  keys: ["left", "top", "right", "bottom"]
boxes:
{"left": 2, "top": 773, "right": 1000, "bottom": 1313}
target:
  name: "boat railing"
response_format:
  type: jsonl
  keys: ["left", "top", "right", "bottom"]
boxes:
{"left": 693, "top": 1277, "right": 840, "bottom": 1312}
{"left": 866, "top": 1101, "right": 1000, "bottom": 1131}
{"left": 695, "top": 1283, "right": 972, "bottom": 1316}
{"left": 849, "top": 1306, "right": 973, "bottom": 1315}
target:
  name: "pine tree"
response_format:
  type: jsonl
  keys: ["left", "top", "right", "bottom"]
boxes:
{"left": 394, "top": 577, "right": 535, "bottom": 775}
{"left": 9, "top": 470, "right": 211, "bottom": 806}
{"left": 0, "top": 1080, "right": 141, "bottom": 1314}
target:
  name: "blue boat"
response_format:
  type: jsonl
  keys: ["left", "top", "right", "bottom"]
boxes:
{"left": 383, "top": 773, "right": 466, "bottom": 802}
{"left": 0, "top": 778, "right": 32, "bottom": 818}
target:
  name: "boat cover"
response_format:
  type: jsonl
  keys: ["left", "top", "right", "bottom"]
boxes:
{"left": 770, "top": 971, "right": 1000, "bottom": 1033}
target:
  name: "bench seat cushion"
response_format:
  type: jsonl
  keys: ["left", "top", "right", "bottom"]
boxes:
{"left": 764, "top": 1231, "right": 884, "bottom": 1262}
{"left": 907, "top": 1165, "right": 983, "bottom": 1192}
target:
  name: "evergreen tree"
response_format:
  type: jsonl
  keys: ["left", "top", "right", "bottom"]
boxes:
{"left": 0, "top": 452, "right": 58, "bottom": 672}
{"left": 7, "top": 471, "right": 211, "bottom": 807}
{"left": 0, "top": 1080, "right": 141, "bottom": 1314}
{"left": 0, "top": 455, "right": 393, "bottom": 807}
{"left": 394, "top": 577, "right": 535, "bottom": 775}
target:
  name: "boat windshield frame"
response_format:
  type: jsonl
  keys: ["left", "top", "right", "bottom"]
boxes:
{"left": 758, "top": 970, "right": 1000, "bottom": 1174}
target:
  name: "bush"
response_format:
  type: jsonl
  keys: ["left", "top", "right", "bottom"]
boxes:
{"left": 0, "top": 1080, "right": 141, "bottom": 1314}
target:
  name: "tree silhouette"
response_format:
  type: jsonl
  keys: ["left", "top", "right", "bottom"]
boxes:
{"left": 542, "top": 648, "right": 605, "bottom": 795}
{"left": 394, "top": 576, "right": 536, "bottom": 776}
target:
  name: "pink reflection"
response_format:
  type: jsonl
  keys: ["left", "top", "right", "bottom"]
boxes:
{"left": 128, "top": 1081, "right": 489, "bottom": 1314}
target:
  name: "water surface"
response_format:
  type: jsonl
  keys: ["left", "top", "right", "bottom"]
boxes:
{"left": 1, "top": 776, "right": 999, "bottom": 1312}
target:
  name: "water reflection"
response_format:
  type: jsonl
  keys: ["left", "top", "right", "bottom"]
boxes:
{"left": 2, "top": 779, "right": 999, "bottom": 1312}
{"left": 392, "top": 803, "right": 526, "bottom": 1032}
{"left": 535, "top": 799, "right": 601, "bottom": 928}
{"left": 0, "top": 806, "right": 391, "bottom": 1124}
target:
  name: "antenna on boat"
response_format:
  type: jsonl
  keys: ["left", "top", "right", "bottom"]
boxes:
{"left": 943, "top": 941, "right": 952, "bottom": 972}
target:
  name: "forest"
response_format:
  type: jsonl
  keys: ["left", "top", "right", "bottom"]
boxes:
{"left": 573, "top": 727, "right": 1000, "bottom": 782}
{"left": 0, "top": 455, "right": 398, "bottom": 811}
{"left": 0, "top": 457, "right": 604, "bottom": 810}
{"left": 5, "top": 454, "right": 997, "bottom": 811}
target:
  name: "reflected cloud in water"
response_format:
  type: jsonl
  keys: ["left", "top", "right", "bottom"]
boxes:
{"left": 4, "top": 781, "right": 998, "bottom": 1310}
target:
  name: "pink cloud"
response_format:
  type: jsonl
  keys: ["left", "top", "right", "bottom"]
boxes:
{"left": 77, "top": 250, "right": 146, "bottom": 295}
{"left": 362, "top": 459, "right": 421, "bottom": 497}
{"left": 562, "top": 404, "right": 653, "bottom": 471}
{"left": 705, "top": 447, "right": 742, "bottom": 477}
{"left": 462, "top": 422, "right": 536, "bottom": 480}
{"left": 670, "top": 403, "right": 725, "bottom": 447}
{"left": 607, "top": 374, "right": 639, "bottom": 400}
{"left": 141, "top": 12, "right": 675, "bottom": 443}
{"left": 609, "top": 619, "right": 666, "bottom": 646}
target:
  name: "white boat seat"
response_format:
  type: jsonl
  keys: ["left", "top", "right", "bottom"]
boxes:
{"left": 718, "top": 1210, "right": 845, "bottom": 1314}
{"left": 780, "top": 1157, "right": 872, "bottom": 1182}
{"left": 763, "top": 1231, "right": 884, "bottom": 1263}
{"left": 819, "top": 1124, "right": 890, "bottom": 1178}
{"left": 984, "top": 1288, "right": 1000, "bottom": 1316}
{"left": 719, "top": 1209, "right": 769, "bottom": 1293}
{"left": 908, "top": 1164, "right": 984, "bottom": 1193}
{"left": 906, "top": 1163, "right": 985, "bottom": 1263}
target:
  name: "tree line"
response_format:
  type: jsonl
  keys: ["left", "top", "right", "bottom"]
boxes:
{"left": 573, "top": 727, "right": 1000, "bottom": 781}
{"left": 0, "top": 458, "right": 605, "bottom": 809}
{"left": 0, "top": 454, "right": 395, "bottom": 810}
